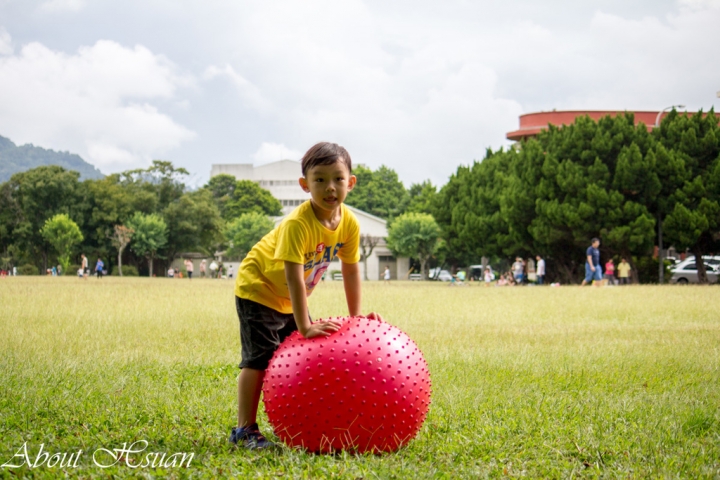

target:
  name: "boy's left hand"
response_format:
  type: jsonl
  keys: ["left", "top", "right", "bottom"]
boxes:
{"left": 364, "top": 312, "right": 384, "bottom": 323}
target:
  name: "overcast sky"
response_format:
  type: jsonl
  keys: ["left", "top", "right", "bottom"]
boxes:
{"left": 1, "top": 0, "right": 718, "bottom": 187}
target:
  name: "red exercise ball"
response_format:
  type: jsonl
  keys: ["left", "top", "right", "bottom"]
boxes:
{"left": 263, "top": 316, "right": 431, "bottom": 453}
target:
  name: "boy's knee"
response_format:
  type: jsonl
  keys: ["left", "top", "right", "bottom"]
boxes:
{"left": 239, "top": 356, "right": 273, "bottom": 371}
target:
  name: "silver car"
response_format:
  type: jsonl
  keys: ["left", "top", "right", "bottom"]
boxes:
{"left": 428, "top": 268, "right": 454, "bottom": 282}
{"left": 670, "top": 256, "right": 720, "bottom": 284}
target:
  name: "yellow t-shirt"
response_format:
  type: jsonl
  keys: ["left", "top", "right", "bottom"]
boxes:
{"left": 235, "top": 201, "right": 360, "bottom": 313}
{"left": 617, "top": 262, "right": 631, "bottom": 278}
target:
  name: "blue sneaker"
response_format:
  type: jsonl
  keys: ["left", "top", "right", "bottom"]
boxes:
{"left": 229, "top": 423, "right": 275, "bottom": 450}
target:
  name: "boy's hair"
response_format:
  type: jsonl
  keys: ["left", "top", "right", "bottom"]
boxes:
{"left": 301, "top": 142, "right": 352, "bottom": 177}
{"left": 591, "top": 237, "right": 600, "bottom": 244}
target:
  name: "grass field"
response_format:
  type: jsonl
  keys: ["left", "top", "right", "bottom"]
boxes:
{"left": 1, "top": 277, "right": 719, "bottom": 478}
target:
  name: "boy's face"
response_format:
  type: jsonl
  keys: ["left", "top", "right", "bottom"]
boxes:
{"left": 299, "top": 161, "right": 356, "bottom": 212}
{"left": 592, "top": 240, "right": 600, "bottom": 248}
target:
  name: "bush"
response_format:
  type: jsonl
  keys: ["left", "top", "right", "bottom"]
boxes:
{"left": 111, "top": 265, "right": 139, "bottom": 276}
{"left": 68, "top": 264, "right": 81, "bottom": 276}
{"left": 18, "top": 264, "right": 39, "bottom": 276}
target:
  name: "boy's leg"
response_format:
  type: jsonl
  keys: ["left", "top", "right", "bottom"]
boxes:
{"left": 233, "top": 297, "right": 300, "bottom": 448}
{"left": 237, "top": 367, "right": 265, "bottom": 428}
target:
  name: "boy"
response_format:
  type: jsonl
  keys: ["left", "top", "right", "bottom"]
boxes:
{"left": 230, "top": 142, "right": 381, "bottom": 449}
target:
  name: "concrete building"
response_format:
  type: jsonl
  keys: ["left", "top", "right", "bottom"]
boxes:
{"left": 211, "top": 160, "right": 409, "bottom": 280}
{"left": 211, "top": 160, "right": 308, "bottom": 215}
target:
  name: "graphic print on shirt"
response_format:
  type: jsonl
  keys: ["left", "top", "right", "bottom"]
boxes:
{"left": 303, "top": 242, "right": 344, "bottom": 293}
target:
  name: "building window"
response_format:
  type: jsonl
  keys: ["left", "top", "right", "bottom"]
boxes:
{"left": 378, "top": 256, "right": 396, "bottom": 262}
{"left": 256, "top": 180, "right": 297, "bottom": 187}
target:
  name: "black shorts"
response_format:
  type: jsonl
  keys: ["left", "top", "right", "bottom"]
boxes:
{"left": 236, "top": 296, "right": 306, "bottom": 370}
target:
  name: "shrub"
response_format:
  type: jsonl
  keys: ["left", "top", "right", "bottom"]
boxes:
{"left": 18, "top": 264, "right": 39, "bottom": 276}
{"left": 111, "top": 265, "right": 139, "bottom": 276}
{"left": 68, "top": 264, "right": 81, "bottom": 275}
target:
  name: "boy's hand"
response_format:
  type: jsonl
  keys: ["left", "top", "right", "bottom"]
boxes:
{"left": 365, "top": 312, "right": 384, "bottom": 323}
{"left": 301, "top": 319, "right": 342, "bottom": 339}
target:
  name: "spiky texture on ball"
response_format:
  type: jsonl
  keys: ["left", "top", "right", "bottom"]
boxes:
{"left": 263, "top": 316, "right": 431, "bottom": 453}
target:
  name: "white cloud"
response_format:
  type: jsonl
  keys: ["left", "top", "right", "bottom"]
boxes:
{"left": 203, "top": 64, "right": 271, "bottom": 113}
{"left": 202, "top": 0, "right": 523, "bottom": 185}
{"left": 38, "top": 0, "right": 85, "bottom": 13}
{"left": 569, "top": 6, "right": 720, "bottom": 110}
{"left": 2, "top": 0, "right": 719, "bottom": 186}
{"left": 0, "top": 37, "right": 195, "bottom": 171}
{"left": 678, "top": 0, "right": 720, "bottom": 10}
{"left": 252, "top": 142, "right": 303, "bottom": 164}
{"left": 0, "top": 26, "right": 11, "bottom": 55}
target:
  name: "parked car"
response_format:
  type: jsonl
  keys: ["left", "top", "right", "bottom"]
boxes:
{"left": 665, "top": 256, "right": 681, "bottom": 266}
{"left": 468, "top": 265, "right": 496, "bottom": 281}
{"left": 670, "top": 256, "right": 720, "bottom": 284}
{"left": 428, "top": 268, "right": 453, "bottom": 282}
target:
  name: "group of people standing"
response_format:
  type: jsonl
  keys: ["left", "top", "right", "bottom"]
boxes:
{"left": 491, "top": 255, "right": 546, "bottom": 286}
{"left": 167, "top": 259, "right": 233, "bottom": 279}
{"left": 168, "top": 259, "right": 195, "bottom": 279}
{"left": 75, "top": 254, "right": 104, "bottom": 279}
{"left": 483, "top": 238, "right": 633, "bottom": 287}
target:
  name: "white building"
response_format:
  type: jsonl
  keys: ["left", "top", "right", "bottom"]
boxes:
{"left": 211, "top": 160, "right": 409, "bottom": 280}
{"left": 211, "top": 160, "right": 308, "bottom": 215}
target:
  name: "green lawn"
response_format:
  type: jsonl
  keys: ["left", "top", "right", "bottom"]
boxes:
{"left": 1, "top": 277, "right": 719, "bottom": 478}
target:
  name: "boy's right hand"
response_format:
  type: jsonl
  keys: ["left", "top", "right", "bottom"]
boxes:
{"left": 301, "top": 319, "right": 342, "bottom": 339}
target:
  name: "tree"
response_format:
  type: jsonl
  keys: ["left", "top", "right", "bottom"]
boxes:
{"left": 162, "top": 189, "right": 224, "bottom": 263}
{"left": 521, "top": 115, "right": 657, "bottom": 282}
{"left": 359, "top": 234, "right": 382, "bottom": 281}
{"left": 127, "top": 212, "right": 168, "bottom": 277}
{"left": 436, "top": 113, "right": 661, "bottom": 283}
{"left": 109, "top": 225, "right": 134, "bottom": 276}
{"left": 224, "top": 212, "right": 275, "bottom": 258}
{"left": 204, "top": 174, "right": 238, "bottom": 220}
{"left": 225, "top": 180, "right": 282, "bottom": 219}
{"left": 406, "top": 180, "right": 438, "bottom": 215}
{"left": 40, "top": 214, "right": 83, "bottom": 274}
{"left": 1, "top": 166, "right": 83, "bottom": 272}
{"left": 656, "top": 109, "right": 720, "bottom": 284}
{"left": 345, "top": 165, "right": 409, "bottom": 220}
{"left": 120, "top": 160, "right": 188, "bottom": 211}
{"left": 387, "top": 213, "right": 441, "bottom": 279}
{"left": 81, "top": 174, "right": 154, "bottom": 267}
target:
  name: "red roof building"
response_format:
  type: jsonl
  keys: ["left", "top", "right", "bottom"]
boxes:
{"left": 506, "top": 110, "right": 710, "bottom": 142}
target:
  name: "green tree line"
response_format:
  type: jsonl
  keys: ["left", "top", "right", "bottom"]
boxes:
{"left": 0, "top": 161, "right": 283, "bottom": 276}
{"left": 2, "top": 109, "right": 717, "bottom": 283}
{"left": 434, "top": 109, "right": 720, "bottom": 283}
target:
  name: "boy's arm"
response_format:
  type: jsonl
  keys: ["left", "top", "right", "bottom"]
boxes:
{"left": 341, "top": 261, "right": 384, "bottom": 322}
{"left": 285, "top": 261, "right": 340, "bottom": 338}
{"left": 341, "top": 261, "right": 362, "bottom": 316}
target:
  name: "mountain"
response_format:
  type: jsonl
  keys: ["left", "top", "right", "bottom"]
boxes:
{"left": 0, "top": 135, "right": 104, "bottom": 182}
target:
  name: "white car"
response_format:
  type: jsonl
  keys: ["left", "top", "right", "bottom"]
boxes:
{"left": 670, "top": 256, "right": 720, "bottom": 284}
{"left": 428, "top": 268, "right": 454, "bottom": 282}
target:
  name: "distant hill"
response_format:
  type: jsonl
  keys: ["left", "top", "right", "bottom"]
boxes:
{"left": 0, "top": 135, "right": 104, "bottom": 183}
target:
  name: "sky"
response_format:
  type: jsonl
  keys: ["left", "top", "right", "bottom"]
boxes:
{"left": 0, "top": 0, "right": 719, "bottom": 187}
